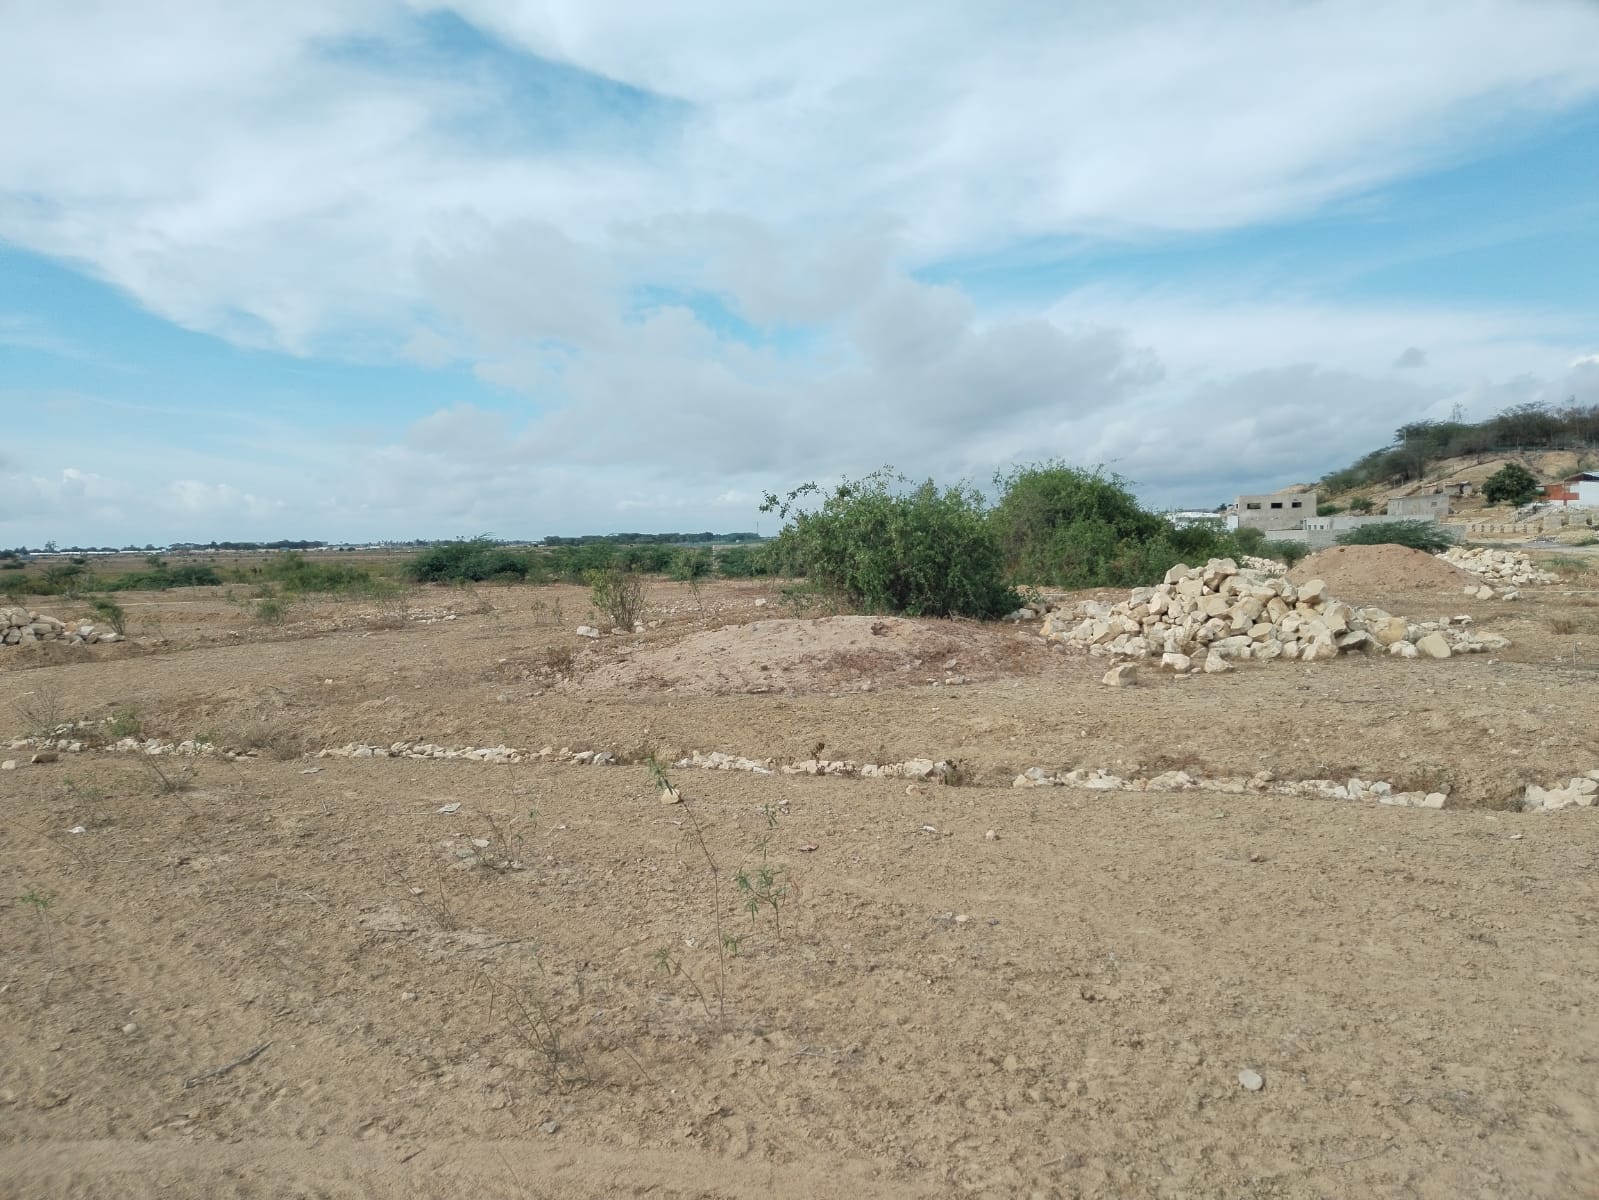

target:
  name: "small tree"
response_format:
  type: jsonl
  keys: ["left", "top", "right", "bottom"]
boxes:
{"left": 1348, "top": 495, "right": 1376, "bottom": 514}
{"left": 1481, "top": 463, "right": 1540, "bottom": 507}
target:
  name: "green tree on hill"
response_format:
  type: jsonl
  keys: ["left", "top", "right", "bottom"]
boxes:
{"left": 1481, "top": 463, "right": 1540, "bottom": 507}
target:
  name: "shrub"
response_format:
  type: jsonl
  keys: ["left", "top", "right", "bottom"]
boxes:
{"left": 406, "top": 538, "right": 535, "bottom": 584}
{"left": 99, "top": 563, "right": 222, "bottom": 591}
{"left": 256, "top": 551, "right": 375, "bottom": 595}
{"left": 763, "top": 471, "right": 1015, "bottom": 618}
{"left": 714, "top": 544, "right": 770, "bottom": 578}
{"left": 1270, "top": 540, "right": 1312, "bottom": 568}
{"left": 986, "top": 463, "right": 1271, "bottom": 590}
{"left": 588, "top": 565, "right": 649, "bottom": 630}
{"left": 1482, "top": 463, "right": 1540, "bottom": 507}
{"left": 89, "top": 597, "right": 127, "bottom": 635}
{"left": 989, "top": 464, "right": 1171, "bottom": 589}
{"left": 1316, "top": 503, "right": 1345, "bottom": 517}
{"left": 668, "top": 548, "right": 713, "bottom": 581}
{"left": 1334, "top": 521, "right": 1454, "bottom": 553}
{"left": 255, "top": 597, "right": 291, "bottom": 625}
{"left": 1348, "top": 495, "right": 1376, "bottom": 514}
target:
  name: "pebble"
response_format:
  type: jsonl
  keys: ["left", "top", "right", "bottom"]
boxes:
{"left": 539, "top": 1119, "right": 560, "bottom": 1134}
{"left": 985, "top": 829, "right": 998, "bottom": 841}
{"left": 401, "top": 991, "right": 418, "bottom": 1002}
{"left": 1, "top": 760, "right": 15, "bottom": 771}
{"left": 122, "top": 1023, "right": 139, "bottom": 1036}
{"left": 1239, "top": 1068, "right": 1264, "bottom": 1092}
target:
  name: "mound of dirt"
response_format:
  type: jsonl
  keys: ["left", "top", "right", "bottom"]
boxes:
{"left": 1288, "top": 544, "right": 1477, "bottom": 597}
{"left": 570, "top": 614, "right": 1046, "bottom": 695}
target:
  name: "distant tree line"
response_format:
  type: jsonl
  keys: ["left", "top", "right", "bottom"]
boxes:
{"left": 1321, "top": 400, "right": 1599, "bottom": 493}
{"left": 539, "top": 532, "right": 762, "bottom": 546}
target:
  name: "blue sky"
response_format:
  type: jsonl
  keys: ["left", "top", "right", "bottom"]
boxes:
{"left": 3, "top": 1, "right": 1598, "bottom": 546}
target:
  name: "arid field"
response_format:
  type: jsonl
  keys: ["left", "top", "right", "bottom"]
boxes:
{"left": 4, "top": 558, "right": 1599, "bottom": 1198}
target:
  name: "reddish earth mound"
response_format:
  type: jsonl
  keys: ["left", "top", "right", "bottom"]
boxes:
{"left": 1288, "top": 544, "right": 1477, "bottom": 597}
{"left": 570, "top": 614, "right": 1047, "bottom": 696}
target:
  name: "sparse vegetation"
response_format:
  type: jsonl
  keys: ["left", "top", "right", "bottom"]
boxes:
{"left": 1320, "top": 402, "right": 1599, "bottom": 492}
{"left": 478, "top": 956, "right": 591, "bottom": 1091}
{"left": 648, "top": 756, "right": 731, "bottom": 1025}
{"left": 254, "top": 596, "right": 291, "bottom": 625}
{"left": 88, "top": 597, "right": 127, "bottom": 635}
{"left": 105, "top": 704, "right": 143, "bottom": 740}
{"left": 14, "top": 688, "right": 67, "bottom": 739}
{"left": 139, "top": 754, "right": 197, "bottom": 795}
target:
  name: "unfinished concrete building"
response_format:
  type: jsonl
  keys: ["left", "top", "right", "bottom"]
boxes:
{"left": 1233, "top": 492, "right": 1317, "bottom": 532}
{"left": 1387, "top": 493, "right": 1451, "bottom": 519}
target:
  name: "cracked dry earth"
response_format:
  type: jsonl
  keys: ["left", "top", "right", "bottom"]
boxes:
{"left": 2, "top": 575, "right": 1598, "bottom": 1198}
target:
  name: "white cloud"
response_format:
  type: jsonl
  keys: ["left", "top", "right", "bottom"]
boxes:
{"left": 4, "top": 1, "right": 1598, "bottom": 353}
{"left": 2, "top": 2, "right": 1599, "bottom": 542}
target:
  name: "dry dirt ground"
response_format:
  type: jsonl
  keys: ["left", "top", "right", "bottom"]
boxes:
{"left": 3, "top": 569, "right": 1599, "bottom": 1198}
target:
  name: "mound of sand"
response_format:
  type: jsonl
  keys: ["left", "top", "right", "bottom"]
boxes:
{"left": 570, "top": 615, "right": 1045, "bottom": 696}
{"left": 1288, "top": 544, "right": 1477, "bottom": 597}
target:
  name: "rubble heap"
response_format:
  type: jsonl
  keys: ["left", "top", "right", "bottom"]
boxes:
{"left": 1042, "top": 558, "right": 1507, "bottom": 673}
{"left": 2, "top": 607, "right": 124, "bottom": 647}
{"left": 1439, "top": 546, "right": 1559, "bottom": 586}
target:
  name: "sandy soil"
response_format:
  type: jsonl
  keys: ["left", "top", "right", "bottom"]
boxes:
{"left": 1287, "top": 545, "right": 1479, "bottom": 597}
{"left": 4, "top": 571, "right": 1599, "bottom": 1198}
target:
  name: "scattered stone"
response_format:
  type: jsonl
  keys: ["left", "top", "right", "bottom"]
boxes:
{"left": 1101, "top": 663, "right": 1138, "bottom": 687}
{"left": 575, "top": 625, "right": 600, "bottom": 639}
{"left": 29, "top": 751, "right": 59, "bottom": 764}
{"left": 1414, "top": 632, "right": 1452, "bottom": 659}
{"left": 122, "top": 1023, "right": 139, "bottom": 1036}
{"left": 0, "top": 760, "right": 15, "bottom": 771}
{"left": 435, "top": 802, "right": 462, "bottom": 814}
{"left": 538, "top": 1120, "right": 560, "bottom": 1135}
{"left": 1239, "top": 1068, "right": 1264, "bottom": 1092}
{"left": 985, "top": 829, "right": 998, "bottom": 841}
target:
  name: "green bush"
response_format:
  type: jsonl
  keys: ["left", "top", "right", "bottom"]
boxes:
{"left": 587, "top": 564, "right": 649, "bottom": 629}
{"left": 99, "top": 563, "right": 222, "bottom": 591}
{"left": 1316, "top": 503, "right": 1345, "bottom": 517}
{"left": 255, "top": 551, "right": 376, "bottom": 594}
{"left": 1348, "top": 495, "right": 1376, "bottom": 514}
{"left": 986, "top": 463, "right": 1268, "bottom": 590}
{"left": 1481, "top": 462, "right": 1540, "bottom": 507}
{"left": 989, "top": 464, "right": 1169, "bottom": 588}
{"left": 1270, "top": 540, "right": 1312, "bottom": 568}
{"left": 406, "top": 538, "right": 536, "bottom": 584}
{"left": 763, "top": 471, "right": 1015, "bottom": 618}
{"left": 668, "top": 548, "right": 713, "bottom": 581}
{"left": 1335, "top": 521, "right": 1454, "bottom": 553}
{"left": 714, "top": 544, "right": 770, "bottom": 578}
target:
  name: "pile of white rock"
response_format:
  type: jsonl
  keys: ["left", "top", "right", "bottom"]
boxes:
{"left": 2, "top": 606, "right": 124, "bottom": 647}
{"left": 1241, "top": 555, "right": 1288, "bottom": 576}
{"left": 1522, "top": 772, "right": 1599, "bottom": 811}
{"left": 1440, "top": 546, "right": 1559, "bottom": 587}
{"left": 1043, "top": 557, "right": 1508, "bottom": 675}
